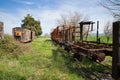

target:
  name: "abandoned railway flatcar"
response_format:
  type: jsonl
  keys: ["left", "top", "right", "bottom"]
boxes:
{"left": 0, "top": 22, "right": 4, "bottom": 39}
{"left": 51, "top": 21, "right": 112, "bottom": 62}
{"left": 12, "top": 27, "right": 35, "bottom": 42}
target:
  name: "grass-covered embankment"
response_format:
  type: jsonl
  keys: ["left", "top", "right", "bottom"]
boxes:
{"left": 0, "top": 36, "right": 85, "bottom": 80}
{"left": 0, "top": 36, "right": 112, "bottom": 80}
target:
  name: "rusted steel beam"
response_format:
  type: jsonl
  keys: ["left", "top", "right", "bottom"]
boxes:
{"left": 80, "top": 21, "right": 95, "bottom": 25}
{"left": 96, "top": 21, "right": 99, "bottom": 43}
{"left": 70, "top": 43, "right": 106, "bottom": 62}
{"left": 51, "top": 21, "right": 112, "bottom": 62}
{"left": 79, "top": 21, "right": 95, "bottom": 41}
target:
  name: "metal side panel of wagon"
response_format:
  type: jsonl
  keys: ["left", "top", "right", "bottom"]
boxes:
{"left": 12, "top": 27, "right": 22, "bottom": 41}
{"left": 20, "top": 29, "right": 32, "bottom": 42}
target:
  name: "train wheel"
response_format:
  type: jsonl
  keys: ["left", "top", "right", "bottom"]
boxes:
{"left": 92, "top": 54, "right": 98, "bottom": 61}
{"left": 92, "top": 53, "right": 106, "bottom": 62}
{"left": 64, "top": 47, "right": 69, "bottom": 53}
{"left": 58, "top": 43, "right": 62, "bottom": 47}
{"left": 73, "top": 53, "right": 83, "bottom": 61}
{"left": 97, "top": 53, "right": 106, "bottom": 62}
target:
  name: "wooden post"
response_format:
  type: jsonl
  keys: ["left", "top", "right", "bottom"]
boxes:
{"left": 96, "top": 21, "right": 99, "bottom": 43}
{"left": 63, "top": 25, "right": 65, "bottom": 41}
{"left": 0, "top": 22, "right": 4, "bottom": 39}
{"left": 72, "top": 26, "right": 75, "bottom": 41}
{"left": 69, "top": 26, "right": 72, "bottom": 42}
{"left": 112, "top": 21, "right": 120, "bottom": 79}
{"left": 68, "top": 26, "right": 70, "bottom": 41}
{"left": 80, "top": 23, "right": 83, "bottom": 41}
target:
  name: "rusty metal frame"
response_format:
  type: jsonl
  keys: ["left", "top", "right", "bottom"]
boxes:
{"left": 51, "top": 21, "right": 120, "bottom": 79}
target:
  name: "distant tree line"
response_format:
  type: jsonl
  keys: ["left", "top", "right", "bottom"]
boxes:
{"left": 56, "top": 11, "right": 89, "bottom": 37}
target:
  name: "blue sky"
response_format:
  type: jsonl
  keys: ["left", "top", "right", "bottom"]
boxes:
{"left": 0, "top": 0, "right": 113, "bottom": 35}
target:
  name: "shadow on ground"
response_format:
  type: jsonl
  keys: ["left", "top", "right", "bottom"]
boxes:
{"left": 52, "top": 43, "right": 111, "bottom": 79}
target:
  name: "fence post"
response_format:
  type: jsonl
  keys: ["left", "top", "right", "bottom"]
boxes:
{"left": 0, "top": 22, "right": 4, "bottom": 39}
{"left": 112, "top": 21, "right": 120, "bottom": 79}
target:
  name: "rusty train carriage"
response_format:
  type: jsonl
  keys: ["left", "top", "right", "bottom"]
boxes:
{"left": 12, "top": 27, "right": 35, "bottom": 42}
{"left": 51, "top": 21, "right": 112, "bottom": 62}
{"left": 51, "top": 21, "right": 120, "bottom": 79}
{"left": 0, "top": 22, "right": 4, "bottom": 39}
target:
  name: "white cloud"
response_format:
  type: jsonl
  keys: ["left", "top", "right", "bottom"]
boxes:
{"left": 56, "top": 0, "right": 114, "bottom": 33}
{"left": 12, "top": 0, "right": 35, "bottom": 5}
{"left": 17, "top": 8, "right": 63, "bottom": 35}
{"left": 0, "top": 0, "right": 114, "bottom": 35}
{"left": 0, "top": 12, "right": 22, "bottom": 34}
{"left": 24, "top": 1, "right": 34, "bottom": 5}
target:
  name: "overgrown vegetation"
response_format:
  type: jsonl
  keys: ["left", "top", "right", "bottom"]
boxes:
{"left": 0, "top": 37, "right": 84, "bottom": 80}
{"left": 0, "top": 36, "right": 112, "bottom": 80}
{"left": 21, "top": 14, "right": 42, "bottom": 36}
{"left": 0, "top": 35, "right": 24, "bottom": 58}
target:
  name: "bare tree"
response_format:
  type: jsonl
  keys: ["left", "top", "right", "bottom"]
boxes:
{"left": 56, "top": 11, "right": 84, "bottom": 27}
{"left": 101, "top": 0, "right": 120, "bottom": 19}
{"left": 56, "top": 14, "right": 68, "bottom": 26}
{"left": 104, "top": 21, "right": 112, "bottom": 43}
{"left": 56, "top": 12, "right": 90, "bottom": 37}
{"left": 68, "top": 12, "right": 82, "bottom": 27}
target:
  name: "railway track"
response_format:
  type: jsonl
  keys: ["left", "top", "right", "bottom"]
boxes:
{"left": 58, "top": 46, "right": 113, "bottom": 80}
{"left": 51, "top": 21, "right": 120, "bottom": 79}
{"left": 74, "top": 58, "right": 113, "bottom": 80}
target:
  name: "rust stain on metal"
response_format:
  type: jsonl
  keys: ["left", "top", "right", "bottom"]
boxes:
{"left": 12, "top": 27, "right": 35, "bottom": 43}
{"left": 51, "top": 21, "right": 112, "bottom": 62}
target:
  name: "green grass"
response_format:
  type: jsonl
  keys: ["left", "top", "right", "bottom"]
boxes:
{"left": 87, "top": 36, "right": 112, "bottom": 44}
{"left": 0, "top": 37, "right": 85, "bottom": 80}
{"left": 0, "top": 36, "right": 112, "bottom": 80}
{"left": 75, "top": 36, "right": 112, "bottom": 44}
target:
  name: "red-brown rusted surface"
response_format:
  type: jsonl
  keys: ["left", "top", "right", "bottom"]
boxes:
{"left": 51, "top": 21, "right": 120, "bottom": 79}
{"left": 51, "top": 21, "right": 112, "bottom": 62}
{"left": 12, "top": 27, "right": 35, "bottom": 42}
